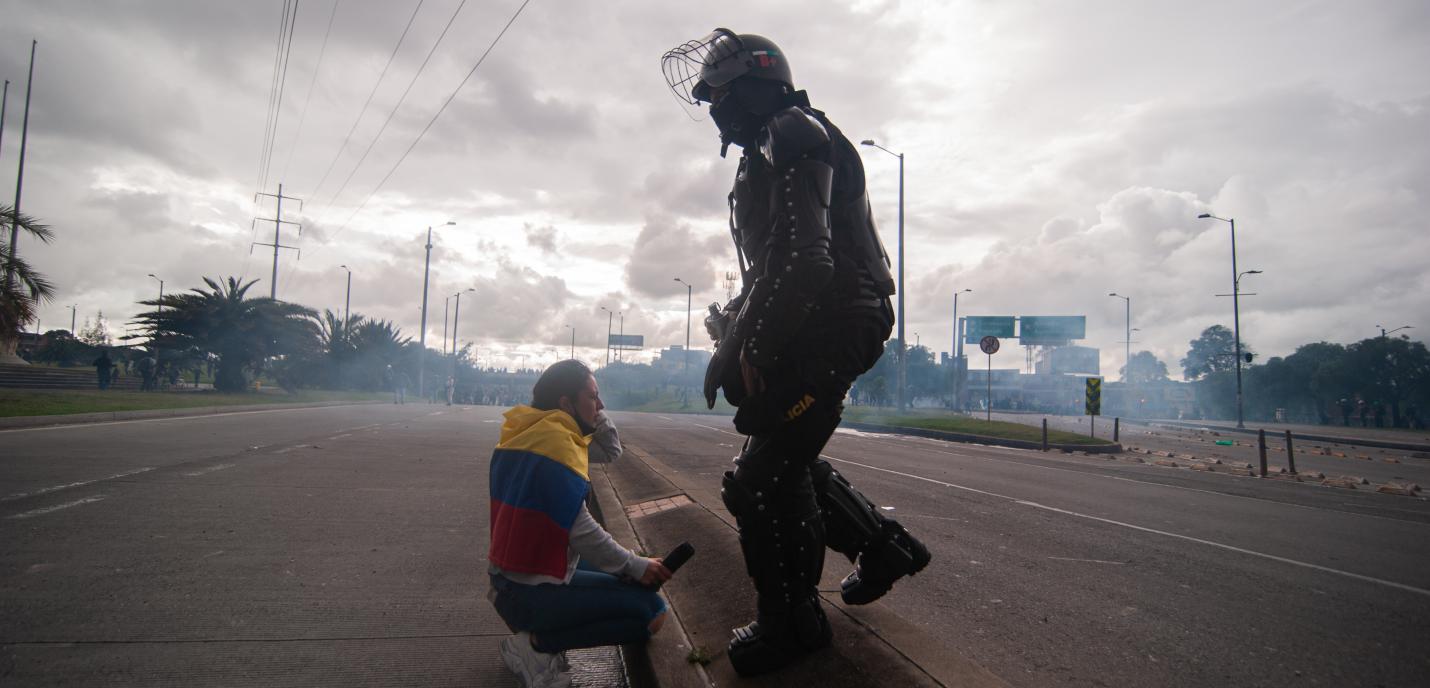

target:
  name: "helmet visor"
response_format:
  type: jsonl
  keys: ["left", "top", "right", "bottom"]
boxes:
{"left": 661, "top": 29, "right": 746, "bottom": 105}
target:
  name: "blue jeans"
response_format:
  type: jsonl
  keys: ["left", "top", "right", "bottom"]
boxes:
{"left": 489, "top": 562, "right": 668, "bottom": 653}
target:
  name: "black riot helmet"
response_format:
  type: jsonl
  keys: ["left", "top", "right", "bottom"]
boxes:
{"left": 663, "top": 29, "right": 800, "bottom": 155}
{"left": 662, "top": 29, "right": 794, "bottom": 106}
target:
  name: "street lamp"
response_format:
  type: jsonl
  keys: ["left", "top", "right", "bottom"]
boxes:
{"left": 418, "top": 220, "right": 457, "bottom": 399}
{"left": 338, "top": 265, "right": 351, "bottom": 325}
{"left": 674, "top": 277, "right": 692, "bottom": 370}
{"left": 1195, "top": 208, "right": 1252, "bottom": 426}
{"left": 451, "top": 287, "right": 474, "bottom": 356}
{"left": 1378, "top": 325, "right": 1413, "bottom": 338}
{"left": 1109, "top": 293, "right": 1130, "bottom": 382}
{"left": 599, "top": 306, "right": 618, "bottom": 367}
{"left": 69, "top": 304, "right": 77, "bottom": 334}
{"left": 565, "top": 324, "right": 575, "bottom": 359}
{"left": 861, "top": 138, "right": 906, "bottom": 411}
{"left": 147, "top": 273, "right": 165, "bottom": 364}
{"left": 914, "top": 331, "right": 920, "bottom": 348}
{"left": 147, "top": 273, "right": 164, "bottom": 314}
{"left": 952, "top": 288, "right": 971, "bottom": 409}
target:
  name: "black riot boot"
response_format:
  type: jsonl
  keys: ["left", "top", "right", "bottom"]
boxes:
{"left": 721, "top": 466, "right": 832, "bottom": 676}
{"left": 839, "top": 519, "right": 932, "bottom": 605}
{"left": 811, "top": 459, "right": 933, "bottom": 605}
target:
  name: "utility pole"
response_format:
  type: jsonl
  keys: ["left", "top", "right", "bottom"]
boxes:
{"left": 339, "top": 264, "right": 352, "bottom": 324}
{"left": 600, "top": 306, "right": 614, "bottom": 366}
{"left": 7, "top": 41, "right": 36, "bottom": 290}
{"left": 252, "top": 183, "right": 302, "bottom": 299}
{"left": 1, "top": 79, "right": 9, "bottom": 170}
{"left": 419, "top": 227, "right": 434, "bottom": 399}
{"left": 674, "top": 277, "right": 692, "bottom": 370}
{"left": 69, "top": 304, "right": 76, "bottom": 334}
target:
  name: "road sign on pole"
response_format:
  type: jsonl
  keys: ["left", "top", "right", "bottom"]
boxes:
{"left": 1085, "top": 377, "right": 1102, "bottom": 416}
{"left": 980, "top": 336, "right": 999, "bottom": 422}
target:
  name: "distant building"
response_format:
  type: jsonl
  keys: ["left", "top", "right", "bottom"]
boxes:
{"left": 655, "top": 345, "right": 712, "bottom": 371}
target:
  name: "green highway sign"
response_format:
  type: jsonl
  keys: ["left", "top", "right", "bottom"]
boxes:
{"left": 1020, "top": 315, "right": 1087, "bottom": 345}
{"left": 965, "top": 316, "right": 1016, "bottom": 344}
{"left": 1085, "top": 377, "right": 1102, "bottom": 416}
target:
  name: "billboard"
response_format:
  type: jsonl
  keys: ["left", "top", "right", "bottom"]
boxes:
{"left": 1019, "top": 316, "right": 1086, "bottom": 345}
{"left": 964, "top": 316, "right": 1016, "bottom": 344}
{"left": 608, "top": 334, "right": 645, "bottom": 350}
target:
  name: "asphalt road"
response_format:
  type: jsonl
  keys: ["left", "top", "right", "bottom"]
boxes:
{"left": 0, "top": 403, "right": 629, "bottom": 688}
{"left": 617, "top": 412, "right": 1430, "bottom": 688}
{"left": 4, "top": 405, "right": 1429, "bottom": 687}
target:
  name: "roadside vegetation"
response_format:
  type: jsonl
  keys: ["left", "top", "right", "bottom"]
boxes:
{"left": 842, "top": 407, "right": 1113, "bottom": 446}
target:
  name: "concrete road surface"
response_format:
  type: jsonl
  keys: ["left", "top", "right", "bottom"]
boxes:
{"left": 0, "top": 403, "right": 629, "bottom": 688}
{"left": 4, "top": 404, "right": 1429, "bottom": 687}
{"left": 616, "top": 412, "right": 1430, "bottom": 688}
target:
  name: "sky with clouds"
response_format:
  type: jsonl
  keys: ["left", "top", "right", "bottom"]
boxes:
{"left": 2, "top": 0, "right": 1426, "bottom": 376}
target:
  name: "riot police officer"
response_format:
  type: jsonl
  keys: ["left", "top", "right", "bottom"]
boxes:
{"left": 662, "top": 29, "right": 932, "bottom": 676}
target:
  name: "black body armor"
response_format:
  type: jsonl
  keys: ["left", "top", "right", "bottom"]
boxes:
{"left": 724, "top": 105, "right": 895, "bottom": 369}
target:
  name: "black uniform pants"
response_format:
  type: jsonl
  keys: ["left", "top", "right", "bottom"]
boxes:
{"left": 726, "top": 306, "right": 891, "bottom": 615}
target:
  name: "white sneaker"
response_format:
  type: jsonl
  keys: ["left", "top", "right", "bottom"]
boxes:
{"left": 499, "top": 632, "right": 572, "bottom": 688}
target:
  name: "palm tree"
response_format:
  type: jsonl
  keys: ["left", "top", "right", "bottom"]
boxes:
{"left": 1, "top": 204, "right": 56, "bottom": 361}
{"left": 132, "top": 276, "right": 318, "bottom": 392}
{"left": 349, "top": 318, "right": 411, "bottom": 391}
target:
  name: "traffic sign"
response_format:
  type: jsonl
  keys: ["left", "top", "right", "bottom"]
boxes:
{"left": 1085, "top": 377, "right": 1102, "bottom": 416}
{"left": 979, "top": 336, "right": 1000, "bottom": 355}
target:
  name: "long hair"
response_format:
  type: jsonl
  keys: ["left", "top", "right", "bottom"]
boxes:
{"left": 531, "top": 359, "right": 592, "bottom": 411}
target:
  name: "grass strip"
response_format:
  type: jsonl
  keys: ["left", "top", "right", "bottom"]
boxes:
{"left": 0, "top": 389, "right": 388, "bottom": 418}
{"left": 842, "top": 408, "right": 1112, "bottom": 445}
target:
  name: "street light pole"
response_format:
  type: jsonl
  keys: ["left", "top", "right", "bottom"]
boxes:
{"left": 674, "top": 277, "right": 692, "bottom": 370}
{"left": 452, "top": 288, "right": 473, "bottom": 357}
{"left": 600, "top": 306, "right": 614, "bottom": 367}
{"left": 69, "top": 304, "right": 76, "bottom": 334}
{"left": 442, "top": 295, "right": 451, "bottom": 356}
{"left": 861, "top": 139, "right": 906, "bottom": 411}
{"left": 1109, "top": 293, "right": 1130, "bottom": 381}
{"left": 1199, "top": 213, "right": 1249, "bottom": 428}
{"left": 952, "top": 288, "right": 970, "bottom": 410}
{"left": 339, "top": 264, "right": 351, "bottom": 325}
{"left": 618, "top": 312, "right": 625, "bottom": 363}
{"left": 1378, "top": 325, "right": 1413, "bottom": 338}
{"left": 418, "top": 221, "right": 456, "bottom": 400}
{"left": 566, "top": 324, "right": 575, "bottom": 359}
{"left": 147, "top": 274, "right": 164, "bottom": 314}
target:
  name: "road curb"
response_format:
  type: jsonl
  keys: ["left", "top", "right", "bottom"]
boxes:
{"left": 0, "top": 399, "right": 388, "bottom": 430}
{"left": 841, "top": 419, "right": 1123, "bottom": 454}
{"left": 587, "top": 463, "right": 713, "bottom": 688}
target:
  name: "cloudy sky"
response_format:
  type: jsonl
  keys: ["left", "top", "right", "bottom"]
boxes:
{"left": 2, "top": 0, "right": 1426, "bottom": 376}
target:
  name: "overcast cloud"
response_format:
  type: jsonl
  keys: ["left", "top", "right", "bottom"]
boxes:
{"left": 1, "top": 0, "right": 1425, "bottom": 374}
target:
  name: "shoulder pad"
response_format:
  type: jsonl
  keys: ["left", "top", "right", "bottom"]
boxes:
{"left": 759, "top": 107, "right": 830, "bottom": 168}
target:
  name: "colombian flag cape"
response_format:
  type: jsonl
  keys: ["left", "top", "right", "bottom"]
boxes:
{"left": 488, "top": 405, "right": 591, "bottom": 578}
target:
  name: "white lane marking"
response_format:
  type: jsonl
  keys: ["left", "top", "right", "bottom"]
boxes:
{"left": 692, "top": 422, "right": 741, "bottom": 437}
{"left": 184, "top": 463, "right": 235, "bottom": 477}
{"left": 0, "top": 404, "right": 359, "bottom": 434}
{"left": 201, "top": 550, "right": 226, "bottom": 559}
{"left": 2, "top": 467, "right": 156, "bottom": 502}
{"left": 822, "top": 453, "right": 1430, "bottom": 600}
{"left": 7, "top": 495, "right": 107, "bottom": 519}
{"left": 328, "top": 433, "right": 352, "bottom": 440}
{"left": 657, "top": 415, "right": 674, "bottom": 421}
{"left": 831, "top": 431, "right": 1428, "bottom": 527}
{"left": 1048, "top": 557, "right": 1126, "bottom": 565}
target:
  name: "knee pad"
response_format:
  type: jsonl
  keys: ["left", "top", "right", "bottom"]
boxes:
{"left": 812, "top": 460, "right": 884, "bottom": 559}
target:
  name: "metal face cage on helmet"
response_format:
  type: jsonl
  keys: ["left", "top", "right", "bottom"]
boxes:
{"left": 662, "top": 28, "right": 792, "bottom": 106}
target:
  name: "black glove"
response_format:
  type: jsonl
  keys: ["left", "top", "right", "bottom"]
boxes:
{"left": 703, "top": 335, "right": 742, "bottom": 409}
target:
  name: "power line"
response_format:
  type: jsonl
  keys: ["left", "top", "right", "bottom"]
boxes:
{"left": 305, "top": 0, "right": 426, "bottom": 200}
{"left": 247, "top": 0, "right": 297, "bottom": 282}
{"left": 254, "top": 0, "right": 292, "bottom": 196}
{"left": 328, "top": 0, "right": 534, "bottom": 241}
{"left": 316, "top": 0, "right": 468, "bottom": 215}
{"left": 280, "top": 0, "right": 340, "bottom": 183}
{"left": 258, "top": 0, "right": 302, "bottom": 194}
